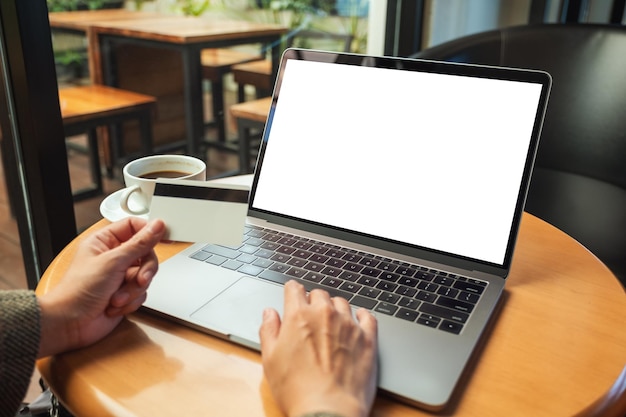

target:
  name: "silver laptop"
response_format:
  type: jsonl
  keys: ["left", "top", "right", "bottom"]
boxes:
{"left": 144, "top": 48, "right": 551, "bottom": 410}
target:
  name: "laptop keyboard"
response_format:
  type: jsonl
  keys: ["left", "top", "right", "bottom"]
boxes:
{"left": 189, "top": 225, "right": 488, "bottom": 335}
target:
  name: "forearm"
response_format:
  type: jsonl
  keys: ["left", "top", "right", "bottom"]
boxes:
{"left": 0, "top": 290, "right": 40, "bottom": 414}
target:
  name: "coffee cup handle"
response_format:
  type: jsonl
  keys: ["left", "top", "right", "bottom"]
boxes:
{"left": 120, "top": 185, "right": 148, "bottom": 215}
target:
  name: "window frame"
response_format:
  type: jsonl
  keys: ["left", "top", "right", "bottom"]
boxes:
{"left": 0, "top": 0, "right": 76, "bottom": 289}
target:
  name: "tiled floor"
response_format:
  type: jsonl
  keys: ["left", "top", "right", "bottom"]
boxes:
{"left": 0, "top": 88, "right": 245, "bottom": 405}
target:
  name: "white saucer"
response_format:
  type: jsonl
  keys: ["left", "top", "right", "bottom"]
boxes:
{"left": 99, "top": 175, "right": 254, "bottom": 222}
{"left": 100, "top": 189, "right": 149, "bottom": 222}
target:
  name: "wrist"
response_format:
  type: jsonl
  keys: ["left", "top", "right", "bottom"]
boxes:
{"left": 297, "top": 413, "right": 347, "bottom": 417}
{"left": 289, "top": 394, "right": 368, "bottom": 417}
{"left": 37, "top": 294, "right": 77, "bottom": 357}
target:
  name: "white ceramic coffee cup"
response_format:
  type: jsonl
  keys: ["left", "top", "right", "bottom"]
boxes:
{"left": 120, "top": 154, "right": 206, "bottom": 215}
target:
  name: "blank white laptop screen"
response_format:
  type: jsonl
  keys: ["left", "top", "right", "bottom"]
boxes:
{"left": 252, "top": 59, "right": 544, "bottom": 266}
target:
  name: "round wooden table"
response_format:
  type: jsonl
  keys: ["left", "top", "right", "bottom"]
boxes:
{"left": 36, "top": 213, "right": 626, "bottom": 417}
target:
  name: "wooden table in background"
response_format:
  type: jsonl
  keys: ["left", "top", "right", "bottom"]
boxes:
{"left": 36, "top": 208, "right": 626, "bottom": 416}
{"left": 49, "top": 10, "right": 286, "bottom": 159}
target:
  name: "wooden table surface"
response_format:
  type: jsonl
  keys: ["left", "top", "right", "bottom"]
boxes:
{"left": 36, "top": 212, "right": 626, "bottom": 417}
{"left": 49, "top": 9, "right": 286, "bottom": 41}
{"left": 88, "top": 15, "right": 287, "bottom": 44}
{"left": 48, "top": 9, "right": 163, "bottom": 31}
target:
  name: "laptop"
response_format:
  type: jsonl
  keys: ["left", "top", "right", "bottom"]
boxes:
{"left": 144, "top": 48, "right": 551, "bottom": 410}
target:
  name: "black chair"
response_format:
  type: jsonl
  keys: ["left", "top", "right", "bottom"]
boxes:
{"left": 412, "top": 24, "right": 626, "bottom": 288}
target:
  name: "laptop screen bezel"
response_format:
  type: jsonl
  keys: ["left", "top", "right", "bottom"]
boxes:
{"left": 247, "top": 48, "right": 552, "bottom": 278}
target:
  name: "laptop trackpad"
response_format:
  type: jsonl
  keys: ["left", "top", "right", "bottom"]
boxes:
{"left": 190, "top": 276, "right": 284, "bottom": 350}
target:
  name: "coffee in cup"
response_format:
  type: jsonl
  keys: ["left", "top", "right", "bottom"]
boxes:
{"left": 120, "top": 154, "right": 206, "bottom": 215}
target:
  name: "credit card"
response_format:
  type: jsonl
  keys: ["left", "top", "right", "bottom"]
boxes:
{"left": 148, "top": 178, "right": 249, "bottom": 246}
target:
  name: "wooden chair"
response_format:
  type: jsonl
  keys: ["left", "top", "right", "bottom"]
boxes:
{"left": 228, "top": 96, "right": 272, "bottom": 175}
{"left": 201, "top": 48, "right": 264, "bottom": 143}
{"left": 232, "top": 29, "right": 354, "bottom": 102}
{"left": 59, "top": 84, "right": 156, "bottom": 200}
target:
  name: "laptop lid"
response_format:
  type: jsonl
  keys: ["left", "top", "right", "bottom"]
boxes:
{"left": 248, "top": 48, "right": 551, "bottom": 279}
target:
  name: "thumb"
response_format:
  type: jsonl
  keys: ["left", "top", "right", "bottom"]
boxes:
{"left": 259, "top": 308, "right": 281, "bottom": 355}
{"left": 111, "top": 219, "right": 165, "bottom": 264}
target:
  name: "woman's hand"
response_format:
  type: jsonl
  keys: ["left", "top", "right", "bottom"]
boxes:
{"left": 37, "top": 217, "right": 165, "bottom": 357}
{"left": 260, "top": 280, "right": 379, "bottom": 417}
